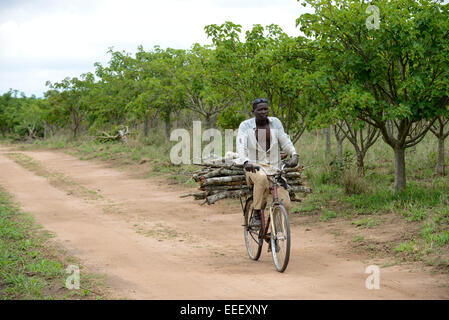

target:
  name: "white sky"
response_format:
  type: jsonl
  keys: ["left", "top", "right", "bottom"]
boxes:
{"left": 0, "top": 0, "right": 310, "bottom": 97}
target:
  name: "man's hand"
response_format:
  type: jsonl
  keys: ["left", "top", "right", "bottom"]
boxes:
{"left": 285, "top": 154, "right": 299, "bottom": 168}
{"left": 244, "top": 162, "right": 259, "bottom": 173}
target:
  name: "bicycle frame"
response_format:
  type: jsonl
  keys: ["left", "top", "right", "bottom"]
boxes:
{"left": 253, "top": 164, "right": 286, "bottom": 243}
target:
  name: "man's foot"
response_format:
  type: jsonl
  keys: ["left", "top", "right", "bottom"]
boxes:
{"left": 264, "top": 233, "right": 271, "bottom": 244}
{"left": 249, "top": 211, "right": 261, "bottom": 227}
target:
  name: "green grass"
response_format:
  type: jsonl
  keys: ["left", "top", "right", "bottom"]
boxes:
{"left": 395, "top": 240, "right": 417, "bottom": 254}
{"left": 319, "top": 210, "right": 337, "bottom": 222}
{"left": 351, "top": 216, "right": 384, "bottom": 228}
{"left": 0, "top": 187, "right": 105, "bottom": 300}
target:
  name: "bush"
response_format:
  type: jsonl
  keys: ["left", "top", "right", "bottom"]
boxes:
{"left": 341, "top": 170, "right": 369, "bottom": 195}
{"left": 326, "top": 150, "right": 354, "bottom": 184}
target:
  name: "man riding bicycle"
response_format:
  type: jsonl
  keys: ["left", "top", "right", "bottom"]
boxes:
{"left": 236, "top": 98, "right": 299, "bottom": 227}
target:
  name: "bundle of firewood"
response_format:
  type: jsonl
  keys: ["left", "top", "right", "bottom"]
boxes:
{"left": 181, "top": 161, "right": 312, "bottom": 205}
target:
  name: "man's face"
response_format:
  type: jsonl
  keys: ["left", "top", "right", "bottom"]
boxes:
{"left": 253, "top": 103, "right": 269, "bottom": 121}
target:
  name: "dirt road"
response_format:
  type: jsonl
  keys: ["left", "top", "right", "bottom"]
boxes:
{"left": 0, "top": 146, "right": 447, "bottom": 299}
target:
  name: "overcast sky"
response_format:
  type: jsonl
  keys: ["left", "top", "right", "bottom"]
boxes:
{"left": 0, "top": 0, "right": 310, "bottom": 97}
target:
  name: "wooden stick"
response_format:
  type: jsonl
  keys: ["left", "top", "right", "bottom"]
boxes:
{"left": 288, "top": 185, "right": 313, "bottom": 193}
{"left": 284, "top": 172, "right": 302, "bottom": 179}
{"left": 205, "top": 189, "right": 252, "bottom": 205}
{"left": 180, "top": 191, "right": 207, "bottom": 199}
{"left": 200, "top": 175, "right": 246, "bottom": 186}
{"left": 200, "top": 185, "right": 248, "bottom": 191}
{"left": 285, "top": 180, "right": 304, "bottom": 186}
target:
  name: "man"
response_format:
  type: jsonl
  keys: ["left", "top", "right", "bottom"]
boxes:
{"left": 237, "top": 98, "right": 299, "bottom": 227}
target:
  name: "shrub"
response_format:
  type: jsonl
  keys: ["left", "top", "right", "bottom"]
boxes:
{"left": 341, "top": 170, "right": 369, "bottom": 195}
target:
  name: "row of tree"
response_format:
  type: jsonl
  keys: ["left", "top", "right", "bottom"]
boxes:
{"left": 0, "top": 0, "right": 448, "bottom": 191}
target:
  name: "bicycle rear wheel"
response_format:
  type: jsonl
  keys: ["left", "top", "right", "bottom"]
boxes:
{"left": 243, "top": 197, "right": 263, "bottom": 261}
{"left": 270, "top": 204, "right": 291, "bottom": 272}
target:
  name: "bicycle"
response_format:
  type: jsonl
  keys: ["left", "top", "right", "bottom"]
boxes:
{"left": 241, "top": 163, "right": 291, "bottom": 273}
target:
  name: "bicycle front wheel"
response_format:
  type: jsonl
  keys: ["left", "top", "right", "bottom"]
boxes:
{"left": 243, "top": 197, "right": 263, "bottom": 261}
{"left": 270, "top": 204, "right": 291, "bottom": 272}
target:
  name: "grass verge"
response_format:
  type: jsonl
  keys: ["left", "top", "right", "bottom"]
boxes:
{"left": 0, "top": 186, "right": 107, "bottom": 300}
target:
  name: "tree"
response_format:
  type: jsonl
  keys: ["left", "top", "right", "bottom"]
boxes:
{"left": 92, "top": 48, "right": 142, "bottom": 130}
{"left": 298, "top": 0, "right": 449, "bottom": 191}
{"left": 161, "top": 44, "right": 235, "bottom": 129}
{"left": 430, "top": 114, "right": 449, "bottom": 175}
{"left": 0, "top": 90, "right": 22, "bottom": 137}
{"left": 46, "top": 73, "right": 95, "bottom": 138}
{"left": 335, "top": 120, "right": 380, "bottom": 176}
{"left": 149, "top": 47, "right": 188, "bottom": 138}
{"left": 333, "top": 122, "right": 346, "bottom": 160}
{"left": 0, "top": 90, "right": 51, "bottom": 139}
{"left": 204, "top": 22, "right": 253, "bottom": 111}
{"left": 205, "top": 22, "right": 312, "bottom": 142}
{"left": 16, "top": 97, "right": 49, "bottom": 139}
{"left": 127, "top": 46, "right": 166, "bottom": 137}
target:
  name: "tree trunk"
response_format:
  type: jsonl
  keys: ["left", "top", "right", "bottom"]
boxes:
{"left": 164, "top": 116, "right": 171, "bottom": 140}
{"left": 436, "top": 136, "right": 445, "bottom": 176}
{"left": 204, "top": 114, "right": 211, "bottom": 129}
{"left": 143, "top": 113, "right": 150, "bottom": 137}
{"left": 325, "top": 127, "right": 331, "bottom": 159}
{"left": 333, "top": 124, "right": 345, "bottom": 160}
{"left": 394, "top": 148, "right": 406, "bottom": 192}
{"left": 73, "top": 125, "right": 79, "bottom": 138}
{"left": 72, "top": 115, "right": 80, "bottom": 138}
{"left": 356, "top": 151, "right": 365, "bottom": 177}
{"left": 337, "top": 139, "right": 343, "bottom": 159}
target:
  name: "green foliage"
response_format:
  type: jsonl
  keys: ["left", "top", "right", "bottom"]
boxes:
{"left": 45, "top": 73, "right": 96, "bottom": 138}
{"left": 0, "top": 90, "right": 52, "bottom": 140}
{"left": 205, "top": 22, "right": 312, "bottom": 141}
{"left": 216, "top": 105, "right": 246, "bottom": 129}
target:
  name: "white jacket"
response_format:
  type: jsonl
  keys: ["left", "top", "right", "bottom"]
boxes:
{"left": 236, "top": 117, "right": 298, "bottom": 173}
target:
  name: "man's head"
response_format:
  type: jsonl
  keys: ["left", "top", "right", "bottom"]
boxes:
{"left": 252, "top": 98, "right": 269, "bottom": 121}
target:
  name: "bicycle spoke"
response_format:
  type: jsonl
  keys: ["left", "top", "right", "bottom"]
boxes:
{"left": 270, "top": 205, "right": 290, "bottom": 272}
{"left": 244, "top": 198, "right": 263, "bottom": 261}
{"left": 248, "top": 227, "right": 260, "bottom": 243}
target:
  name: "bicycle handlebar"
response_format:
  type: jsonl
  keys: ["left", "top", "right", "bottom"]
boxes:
{"left": 253, "top": 163, "right": 286, "bottom": 176}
